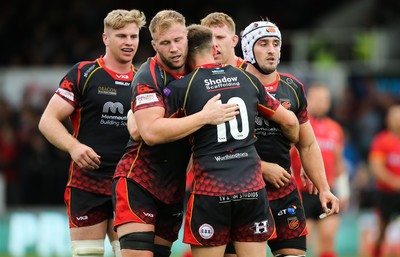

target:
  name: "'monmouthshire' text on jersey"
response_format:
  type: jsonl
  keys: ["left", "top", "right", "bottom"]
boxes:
{"left": 56, "top": 56, "right": 134, "bottom": 195}
{"left": 165, "top": 64, "right": 280, "bottom": 196}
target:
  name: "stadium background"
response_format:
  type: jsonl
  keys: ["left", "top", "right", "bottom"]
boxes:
{"left": 0, "top": 0, "right": 400, "bottom": 256}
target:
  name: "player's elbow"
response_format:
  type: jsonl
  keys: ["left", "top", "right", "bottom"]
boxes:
{"left": 38, "top": 115, "right": 48, "bottom": 136}
{"left": 140, "top": 131, "right": 164, "bottom": 146}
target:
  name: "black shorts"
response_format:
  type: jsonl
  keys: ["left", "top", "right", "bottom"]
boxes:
{"left": 374, "top": 191, "right": 400, "bottom": 221}
{"left": 112, "top": 177, "right": 184, "bottom": 242}
{"left": 268, "top": 189, "right": 307, "bottom": 252}
{"left": 183, "top": 189, "right": 275, "bottom": 246}
{"left": 64, "top": 187, "right": 113, "bottom": 228}
{"left": 301, "top": 191, "right": 323, "bottom": 221}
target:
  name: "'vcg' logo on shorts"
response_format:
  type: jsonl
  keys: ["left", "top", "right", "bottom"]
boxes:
{"left": 102, "top": 102, "right": 124, "bottom": 114}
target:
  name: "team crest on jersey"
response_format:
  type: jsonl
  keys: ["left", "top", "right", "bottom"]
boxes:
{"left": 287, "top": 216, "right": 299, "bottom": 230}
{"left": 280, "top": 99, "right": 291, "bottom": 109}
{"left": 199, "top": 223, "right": 214, "bottom": 239}
{"left": 135, "top": 93, "right": 158, "bottom": 106}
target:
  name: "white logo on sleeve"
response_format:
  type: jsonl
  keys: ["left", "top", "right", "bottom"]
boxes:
{"left": 135, "top": 93, "right": 159, "bottom": 106}
{"left": 199, "top": 223, "right": 214, "bottom": 239}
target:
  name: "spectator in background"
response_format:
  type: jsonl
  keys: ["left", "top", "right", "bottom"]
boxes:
{"left": 0, "top": 98, "right": 21, "bottom": 205}
{"left": 38, "top": 9, "right": 146, "bottom": 257}
{"left": 291, "top": 82, "right": 350, "bottom": 257}
{"left": 369, "top": 104, "right": 400, "bottom": 257}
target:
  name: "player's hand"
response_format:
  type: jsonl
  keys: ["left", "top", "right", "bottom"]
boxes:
{"left": 261, "top": 162, "right": 291, "bottom": 188}
{"left": 127, "top": 110, "right": 142, "bottom": 141}
{"left": 318, "top": 190, "right": 340, "bottom": 218}
{"left": 70, "top": 143, "right": 101, "bottom": 170}
{"left": 202, "top": 94, "right": 239, "bottom": 125}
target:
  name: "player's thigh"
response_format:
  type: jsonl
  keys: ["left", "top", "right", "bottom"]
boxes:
{"left": 234, "top": 241, "right": 267, "bottom": 257}
{"left": 70, "top": 220, "right": 108, "bottom": 240}
{"left": 191, "top": 244, "right": 226, "bottom": 257}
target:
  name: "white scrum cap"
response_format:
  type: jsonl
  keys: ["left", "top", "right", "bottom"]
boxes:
{"left": 241, "top": 21, "right": 282, "bottom": 64}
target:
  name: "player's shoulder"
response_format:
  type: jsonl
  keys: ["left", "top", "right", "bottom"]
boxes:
{"left": 72, "top": 59, "right": 99, "bottom": 73}
{"left": 278, "top": 72, "right": 305, "bottom": 90}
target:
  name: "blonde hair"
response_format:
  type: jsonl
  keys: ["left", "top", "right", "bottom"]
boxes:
{"left": 104, "top": 9, "right": 146, "bottom": 32}
{"left": 149, "top": 10, "right": 186, "bottom": 39}
{"left": 200, "top": 12, "right": 236, "bottom": 34}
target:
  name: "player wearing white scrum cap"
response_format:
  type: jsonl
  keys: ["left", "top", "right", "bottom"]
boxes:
{"left": 241, "top": 21, "right": 281, "bottom": 63}
{"left": 238, "top": 19, "right": 339, "bottom": 257}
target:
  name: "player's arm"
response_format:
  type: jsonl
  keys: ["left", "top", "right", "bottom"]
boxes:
{"left": 135, "top": 94, "right": 239, "bottom": 146}
{"left": 269, "top": 105, "right": 299, "bottom": 143}
{"left": 295, "top": 121, "right": 339, "bottom": 215}
{"left": 38, "top": 94, "right": 100, "bottom": 169}
{"left": 369, "top": 152, "right": 400, "bottom": 190}
{"left": 127, "top": 109, "right": 142, "bottom": 141}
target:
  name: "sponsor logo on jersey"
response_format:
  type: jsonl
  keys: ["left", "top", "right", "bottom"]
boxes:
{"left": 278, "top": 205, "right": 297, "bottom": 216}
{"left": 56, "top": 88, "right": 74, "bottom": 102}
{"left": 83, "top": 64, "right": 96, "bottom": 78}
{"left": 204, "top": 76, "right": 240, "bottom": 91}
{"left": 98, "top": 86, "right": 117, "bottom": 95}
{"left": 116, "top": 74, "right": 129, "bottom": 79}
{"left": 136, "top": 93, "right": 159, "bottom": 106}
{"left": 76, "top": 215, "right": 88, "bottom": 221}
{"left": 115, "top": 81, "right": 131, "bottom": 86}
{"left": 211, "top": 69, "right": 225, "bottom": 75}
{"left": 199, "top": 224, "right": 214, "bottom": 239}
{"left": 219, "top": 191, "right": 258, "bottom": 203}
{"left": 214, "top": 152, "right": 249, "bottom": 162}
{"left": 143, "top": 212, "right": 154, "bottom": 218}
{"left": 103, "top": 102, "right": 124, "bottom": 114}
{"left": 100, "top": 102, "right": 127, "bottom": 127}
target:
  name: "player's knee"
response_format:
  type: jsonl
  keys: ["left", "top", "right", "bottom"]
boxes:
{"left": 154, "top": 244, "right": 171, "bottom": 257}
{"left": 119, "top": 231, "right": 155, "bottom": 251}
{"left": 71, "top": 239, "right": 104, "bottom": 257}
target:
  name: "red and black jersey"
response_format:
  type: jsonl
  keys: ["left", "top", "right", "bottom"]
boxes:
{"left": 255, "top": 72, "right": 308, "bottom": 200}
{"left": 165, "top": 64, "right": 280, "bottom": 196}
{"left": 113, "top": 56, "right": 191, "bottom": 204}
{"left": 56, "top": 56, "right": 135, "bottom": 195}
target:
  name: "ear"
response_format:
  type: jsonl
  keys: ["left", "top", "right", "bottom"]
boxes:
{"left": 151, "top": 39, "right": 157, "bottom": 52}
{"left": 232, "top": 34, "right": 239, "bottom": 48}
{"left": 102, "top": 33, "right": 108, "bottom": 46}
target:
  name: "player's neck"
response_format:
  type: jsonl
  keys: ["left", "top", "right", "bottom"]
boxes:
{"left": 247, "top": 64, "right": 277, "bottom": 84}
{"left": 226, "top": 55, "right": 239, "bottom": 66}
{"left": 194, "top": 56, "right": 217, "bottom": 68}
{"left": 155, "top": 54, "right": 186, "bottom": 74}
{"left": 102, "top": 54, "right": 132, "bottom": 74}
